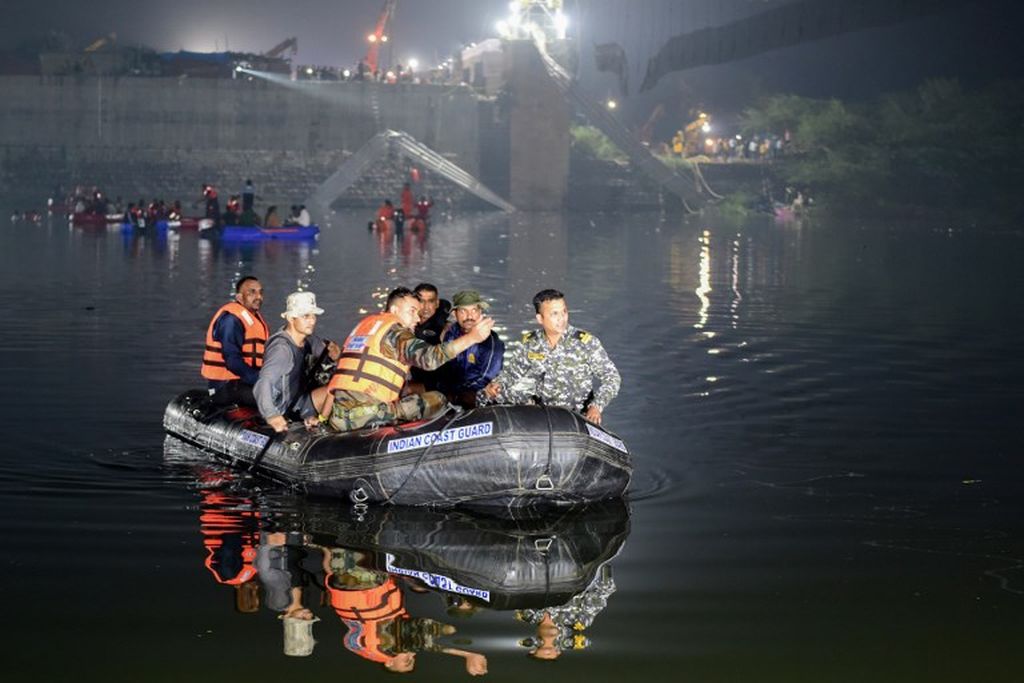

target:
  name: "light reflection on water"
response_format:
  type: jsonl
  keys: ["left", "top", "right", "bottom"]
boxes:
{"left": 1, "top": 206, "right": 1023, "bottom": 679}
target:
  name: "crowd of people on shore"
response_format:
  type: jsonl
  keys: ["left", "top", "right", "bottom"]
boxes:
{"left": 200, "top": 276, "right": 620, "bottom": 434}
{"left": 297, "top": 58, "right": 455, "bottom": 86}
{"left": 667, "top": 130, "right": 792, "bottom": 162}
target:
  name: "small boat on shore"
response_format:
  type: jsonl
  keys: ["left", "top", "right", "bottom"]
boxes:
{"left": 163, "top": 390, "right": 632, "bottom": 510}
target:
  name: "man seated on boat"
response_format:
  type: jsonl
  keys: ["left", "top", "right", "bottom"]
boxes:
{"left": 413, "top": 283, "right": 450, "bottom": 344}
{"left": 201, "top": 276, "right": 269, "bottom": 408}
{"left": 482, "top": 289, "right": 620, "bottom": 425}
{"left": 254, "top": 291, "right": 341, "bottom": 433}
{"left": 326, "top": 287, "right": 494, "bottom": 432}
{"left": 435, "top": 290, "right": 504, "bottom": 409}
{"left": 238, "top": 205, "right": 261, "bottom": 227}
{"left": 408, "top": 283, "right": 451, "bottom": 392}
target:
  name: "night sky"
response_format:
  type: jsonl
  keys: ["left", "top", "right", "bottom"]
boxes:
{"left": 6, "top": 0, "right": 1024, "bottom": 123}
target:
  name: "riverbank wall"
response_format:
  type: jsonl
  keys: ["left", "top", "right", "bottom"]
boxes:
{"left": 0, "top": 75, "right": 765, "bottom": 211}
{"left": 0, "top": 75, "right": 496, "bottom": 207}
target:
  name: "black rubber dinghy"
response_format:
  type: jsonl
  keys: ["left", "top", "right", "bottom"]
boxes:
{"left": 164, "top": 390, "right": 632, "bottom": 509}
{"left": 303, "top": 498, "right": 631, "bottom": 610}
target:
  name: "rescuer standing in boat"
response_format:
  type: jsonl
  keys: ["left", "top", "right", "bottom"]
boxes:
{"left": 482, "top": 289, "right": 620, "bottom": 425}
{"left": 201, "top": 276, "right": 269, "bottom": 408}
{"left": 326, "top": 287, "right": 494, "bottom": 431}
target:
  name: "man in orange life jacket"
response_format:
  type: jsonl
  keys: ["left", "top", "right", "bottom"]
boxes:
{"left": 327, "top": 287, "right": 494, "bottom": 431}
{"left": 400, "top": 183, "right": 415, "bottom": 217}
{"left": 201, "top": 276, "right": 269, "bottom": 408}
{"left": 201, "top": 184, "right": 220, "bottom": 227}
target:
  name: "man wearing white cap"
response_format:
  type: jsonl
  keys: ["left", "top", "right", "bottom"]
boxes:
{"left": 254, "top": 291, "right": 341, "bottom": 432}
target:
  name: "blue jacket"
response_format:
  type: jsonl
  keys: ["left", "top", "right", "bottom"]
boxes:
{"left": 439, "top": 325, "right": 504, "bottom": 393}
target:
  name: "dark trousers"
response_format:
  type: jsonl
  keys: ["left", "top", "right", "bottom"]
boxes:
{"left": 210, "top": 381, "right": 257, "bottom": 409}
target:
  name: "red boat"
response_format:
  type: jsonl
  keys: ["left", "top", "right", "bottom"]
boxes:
{"left": 70, "top": 212, "right": 124, "bottom": 227}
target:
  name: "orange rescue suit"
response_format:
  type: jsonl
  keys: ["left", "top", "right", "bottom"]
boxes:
{"left": 201, "top": 302, "right": 269, "bottom": 381}
{"left": 327, "top": 313, "right": 410, "bottom": 403}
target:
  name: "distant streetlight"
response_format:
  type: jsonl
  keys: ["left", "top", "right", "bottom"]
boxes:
{"left": 606, "top": 99, "right": 618, "bottom": 110}
{"left": 380, "top": 35, "right": 389, "bottom": 43}
{"left": 408, "top": 58, "right": 419, "bottom": 71}
{"left": 367, "top": 34, "right": 377, "bottom": 43}
{"left": 305, "top": 66, "right": 314, "bottom": 75}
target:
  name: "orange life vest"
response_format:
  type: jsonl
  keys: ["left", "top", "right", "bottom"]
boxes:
{"left": 201, "top": 302, "right": 269, "bottom": 381}
{"left": 327, "top": 313, "right": 409, "bottom": 403}
{"left": 328, "top": 577, "right": 408, "bottom": 663}
{"left": 199, "top": 490, "right": 260, "bottom": 585}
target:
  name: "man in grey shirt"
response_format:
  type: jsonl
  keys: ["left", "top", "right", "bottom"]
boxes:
{"left": 255, "top": 291, "right": 340, "bottom": 432}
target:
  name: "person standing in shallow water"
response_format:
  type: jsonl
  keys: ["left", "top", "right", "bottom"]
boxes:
{"left": 482, "top": 289, "right": 619, "bottom": 425}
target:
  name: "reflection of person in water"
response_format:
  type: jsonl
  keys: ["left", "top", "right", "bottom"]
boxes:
{"left": 515, "top": 565, "right": 617, "bottom": 660}
{"left": 325, "top": 548, "right": 488, "bottom": 675}
{"left": 198, "top": 484, "right": 261, "bottom": 613}
{"left": 255, "top": 531, "right": 329, "bottom": 657}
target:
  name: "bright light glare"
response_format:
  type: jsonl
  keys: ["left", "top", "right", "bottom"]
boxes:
{"left": 554, "top": 11, "right": 569, "bottom": 38}
{"left": 305, "top": 66, "right": 314, "bottom": 75}
{"left": 701, "top": 122, "right": 711, "bottom": 133}
{"left": 381, "top": 35, "right": 389, "bottom": 43}
{"left": 367, "top": 34, "right": 376, "bottom": 42}
{"left": 606, "top": 99, "right": 617, "bottom": 110}
{"left": 408, "top": 58, "right": 419, "bottom": 70}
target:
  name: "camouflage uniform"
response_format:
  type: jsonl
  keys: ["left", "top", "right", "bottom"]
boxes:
{"left": 330, "top": 324, "right": 452, "bottom": 431}
{"left": 485, "top": 324, "right": 620, "bottom": 413}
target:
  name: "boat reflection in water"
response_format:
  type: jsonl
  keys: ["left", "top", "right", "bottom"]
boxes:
{"left": 168, "top": 441, "right": 630, "bottom": 672}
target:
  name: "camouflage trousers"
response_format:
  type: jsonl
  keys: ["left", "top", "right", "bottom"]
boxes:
{"left": 329, "top": 390, "right": 447, "bottom": 432}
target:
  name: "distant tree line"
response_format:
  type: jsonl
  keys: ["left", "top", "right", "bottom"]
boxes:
{"left": 740, "top": 79, "right": 1024, "bottom": 218}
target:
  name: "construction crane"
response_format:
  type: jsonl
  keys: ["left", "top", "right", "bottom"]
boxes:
{"left": 84, "top": 33, "right": 116, "bottom": 53}
{"left": 264, "top": 37, "right": 298, "bottom": 59}
{"left": 365, "top": 0, "right": 397, "bottom": 73}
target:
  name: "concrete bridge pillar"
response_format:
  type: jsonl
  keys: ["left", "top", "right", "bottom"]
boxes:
{"left": 504, "top": 40, "right": 569, "bottom": 211}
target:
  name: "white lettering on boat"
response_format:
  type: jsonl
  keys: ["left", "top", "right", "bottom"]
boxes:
{"left": 386, "top": 421, "right": 494, "bottom": 454}
{"left": 385, "top": 553, "right": 491, "bottom": 602}
{"left": 585, "top": 424, "right": 628, "bottom": 453}
{"left": 239, "top": 430, "right": 270, "bottom": 448}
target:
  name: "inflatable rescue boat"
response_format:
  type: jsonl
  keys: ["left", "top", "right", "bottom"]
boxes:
{"left": 163, "top": 390, "right": 632, "bottom": 509}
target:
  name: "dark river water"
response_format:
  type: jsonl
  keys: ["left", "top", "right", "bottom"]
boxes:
{"left": 1, "top": 205, "right": 1022, "bottom": 681}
